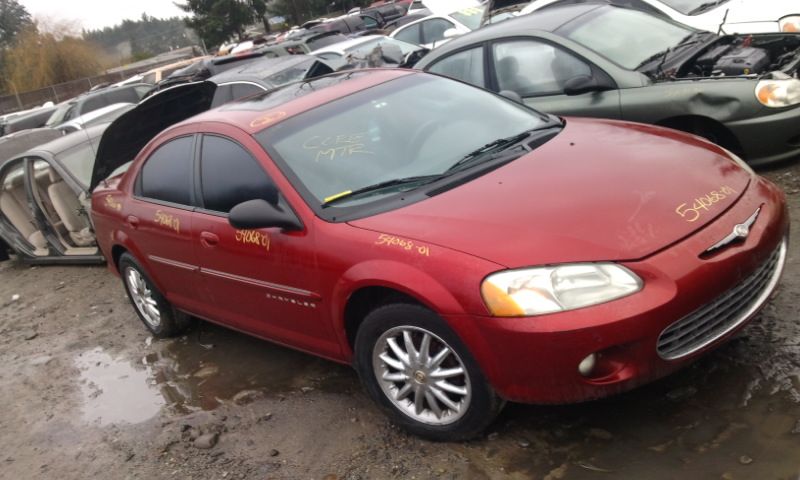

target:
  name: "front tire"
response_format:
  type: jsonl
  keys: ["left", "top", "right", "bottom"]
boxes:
{"left": 354, "top": 303, "right": 503, "bottom": 441}
{"left": 119, "top": 253, "right": 190, "bottom": 338}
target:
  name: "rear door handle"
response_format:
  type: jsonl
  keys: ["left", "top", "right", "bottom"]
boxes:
{"left": 200, "top": 231, "right": 219, "bottom": 248}
{"left": 126, "top": 215, "right": 139, "bottom": 229}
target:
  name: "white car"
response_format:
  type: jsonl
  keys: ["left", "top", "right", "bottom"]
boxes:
{"left": 57, "top": 103, "right": 135, "bottom": 134}
{"left": 390, "top": 4, "right": 486, "bottom": 48}
{"left": 518, "top": 0, "right": 800, "bottom": 34}
{"left": 313, "top": 35, "right": 424, "bottom": 63}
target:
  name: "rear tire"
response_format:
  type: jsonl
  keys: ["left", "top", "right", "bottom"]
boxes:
{"left": 118, "top": 253, "right": 190, "bottom": 338}
{"left": 354, "top": 303, "right": 503, "bottom": 441}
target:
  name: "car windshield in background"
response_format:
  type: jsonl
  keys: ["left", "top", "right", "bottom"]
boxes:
{"left": 263, "top": 59, "right": 318, "bottom": 86}
{"left": 45, "top": 104, "right": 74, "bottom": 127}
{"left": 450, "top": 5, "right": 487, "bottom": 30}
{"left": 561, "top": 7, "right": 693, "bottom": 69}
{"left": 257, "top": 74, "right": 549, "bottom": 210}
{"left": 659, "top": 0, "right": 731, "bottom": 15}
{"left": 55, "top": 138, "right": 100, "bottom": 187}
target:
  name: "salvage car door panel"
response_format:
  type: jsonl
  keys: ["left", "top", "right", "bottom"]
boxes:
{"left": 191, "top": 133, "right": 334, "bottom": 356}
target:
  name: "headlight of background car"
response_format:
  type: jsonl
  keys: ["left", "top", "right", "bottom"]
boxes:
{"left": 779, "top": 15, "right": 800, "bottom": 32}
{"left": 481, "top": 264, "right": 643, "bottom": 317}
{"left": 755, "top": 77, "right": 800, "bottom": 108}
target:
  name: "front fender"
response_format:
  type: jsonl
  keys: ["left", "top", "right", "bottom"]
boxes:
{"left": 329, "top": 259, "right": 469, "bottom": 356}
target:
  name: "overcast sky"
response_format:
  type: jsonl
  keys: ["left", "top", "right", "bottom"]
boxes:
{"left": 20, "top": 0, "right": 189, "bottom": 30}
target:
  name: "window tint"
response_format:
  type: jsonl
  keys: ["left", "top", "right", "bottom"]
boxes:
{"left": 492, "top": 40, "right": 590, "bottom": 96}
{"left": 199, "top": 135, "right": 276, "bottom": 213}
{"left": 421, "top": 19, "right": 454, "bottom": 45}
{"left": 105, "top": 87, "right": 140, "bottom": 105}
{"left": 393, "top": 24, "right": 421, "bottom": 45}
{"left": 360, "top": 15, "right": 379, "bottom": 29}
{"left": 81, "top": 96, "right": 107, "bottom": 115}
{"left": 231, "top": 83, "right": 265, "bottom": 100}
{"left": 139, "top": 136, "right": 194, "bottom": 205}
{"left": 427, "top": 47, "right": 485, "bottom": 87}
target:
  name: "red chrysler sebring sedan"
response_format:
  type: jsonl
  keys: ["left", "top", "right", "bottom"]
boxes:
{"left": 90, "top": 70, "right": 788, "bottom": 440}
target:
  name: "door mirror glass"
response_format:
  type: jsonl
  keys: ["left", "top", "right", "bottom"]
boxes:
{"left": 563, "top": 74, "right": 613, "bottom": 96}
{"left": 228, "top": 199, "right": 302, "bottom": 231}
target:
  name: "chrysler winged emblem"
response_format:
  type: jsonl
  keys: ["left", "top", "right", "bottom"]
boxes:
{"left": 704, "top": 207, "right": 760, "bottom": 254}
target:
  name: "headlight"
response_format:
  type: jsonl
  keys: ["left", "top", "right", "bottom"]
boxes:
{"left": 779, "top": 15, "right": 800, "bottom": 32}
{"left": 481, "top": 264, "right": 642, "bottom": 317}
{"left": 755, "top": 78, "right": 800, "bottom": 108}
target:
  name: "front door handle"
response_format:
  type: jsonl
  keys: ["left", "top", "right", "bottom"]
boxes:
{"left": 126, "top": 215, "right": 139, "bottom": 229}
{"left": 200, "top": 231, "right": 219, "bottom": 248}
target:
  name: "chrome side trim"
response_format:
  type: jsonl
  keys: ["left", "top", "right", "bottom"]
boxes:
{"left": 148, "top": 255, "right": 199, "bottom": 272}
{"left": 200, "top": 267, "right": 321, "bottom": 300}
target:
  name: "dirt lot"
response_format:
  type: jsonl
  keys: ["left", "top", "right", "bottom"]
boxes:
{"left": 0, "top": 165, "right": 798, "bottom": 480}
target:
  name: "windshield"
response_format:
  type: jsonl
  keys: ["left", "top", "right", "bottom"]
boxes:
{"left": 450, "top": 5, "right": 486, "bottom": 30}
{"left": 45, "top": 103, "right": 74, "bottom": 127}
{"left": 256, "top": 74, "right": 549, "bottom": 212}
{"left": 659, "top": 0, "right": 731, "bottom": 15}
{"left": 263, "top": 59, "right": 318, "bottom": 86}
{"left": 561, "top": 7, "right": 694, "bottom": 69}
{"left": 54, "top": 138, "right": 100, "bottom": 187}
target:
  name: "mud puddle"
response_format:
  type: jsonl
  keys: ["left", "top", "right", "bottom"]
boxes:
{"left": 76, "top": 347, "right": 163, "bottom": 425}
{"left": 142, "top": 322, "right": 356, "bottom": 414}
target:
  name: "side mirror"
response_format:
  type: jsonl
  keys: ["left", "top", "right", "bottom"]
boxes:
{"left": 443, "top": 28, "right": 460, "bottom": 39}
{"left": 228, "top": 199, "right": 303, "bottom": 231}
{"left": 563, "top": 75, "right": 614, "bottom": 96}
{"left": 499, "top": 90, "right": 523, "bottom": 104}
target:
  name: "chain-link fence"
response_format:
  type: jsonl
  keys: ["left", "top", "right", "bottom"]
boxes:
{"left": 0, "top": 47, "right": 203, "bottom": 115}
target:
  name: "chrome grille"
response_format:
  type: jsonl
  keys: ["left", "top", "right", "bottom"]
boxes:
{"left": 657, "top": 239, "right": 787, "bottom": 360}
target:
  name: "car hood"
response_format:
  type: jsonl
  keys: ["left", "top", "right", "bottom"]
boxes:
{"left": 348, "top": 118, "right": 752, "bottom": 267}
{"left": 89, "top": 81, "right": 216, "bottom": 191}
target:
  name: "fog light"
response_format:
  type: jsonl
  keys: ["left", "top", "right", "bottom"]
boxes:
{"left": 578, "top": 353, "right": 597, "bottom": 377}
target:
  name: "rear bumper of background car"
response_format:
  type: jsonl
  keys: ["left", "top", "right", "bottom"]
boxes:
{"left": 726, "top": 105, "right": 800, "bottom": 167}
{"left": 446, "top": 177, "right": 789, "bottom": 404}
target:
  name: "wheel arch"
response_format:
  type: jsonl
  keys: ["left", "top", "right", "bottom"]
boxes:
{"left": 332, "top": 260, "right": 468, "bottom": 359}
{"left": 655, "top": 115, "right": 743, "bottom": 155}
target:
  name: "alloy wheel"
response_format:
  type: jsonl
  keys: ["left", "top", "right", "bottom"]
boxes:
{"left": 125, "top": 267, "right": 161, "bottom": 329}
{"left": 372, "top": 325, "right": 471, "bottom": 425}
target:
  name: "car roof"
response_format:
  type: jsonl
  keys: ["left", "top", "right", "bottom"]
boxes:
{"left": 177, "top": 69, "right": 414, "bottom": 135}
{"left": 418, "top": 2, "right": 604, "bottom": 59}
{"left": 209, "top": 55, "right": 317, "bottom": 84}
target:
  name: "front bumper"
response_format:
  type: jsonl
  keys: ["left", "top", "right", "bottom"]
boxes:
{"left": 447, "top": 176, "right": 789, "bottom": 404}
{"left": 726, "top": 104, "right": 800, "bottom": 167}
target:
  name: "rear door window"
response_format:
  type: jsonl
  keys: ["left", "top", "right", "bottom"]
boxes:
{"left": 138, "top": 136, "right": 194, "bottom": 206}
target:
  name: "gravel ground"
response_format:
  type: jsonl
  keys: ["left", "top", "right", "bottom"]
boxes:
{"left": 0, "top": 163, "right": 798, "bottom": 480}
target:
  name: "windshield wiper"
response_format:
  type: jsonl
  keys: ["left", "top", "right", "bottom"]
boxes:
{"left": 322, "top": 174, "right": 443, "bottom": 207}
{"left": 635, "top": 32, "right": 707, "bottom": 71}
{"left": 445, "top": 124, "right": 561, "bottom": 175}
{"left": 688, "top": 0, "right": 725, "bottom": 15}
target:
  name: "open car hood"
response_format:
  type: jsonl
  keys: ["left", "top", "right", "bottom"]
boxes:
{"left": 89, "top": 81, "right": 216, "bottom": 191}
